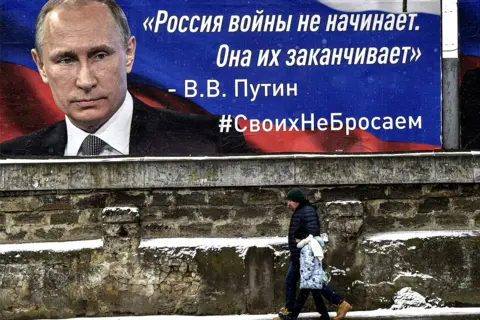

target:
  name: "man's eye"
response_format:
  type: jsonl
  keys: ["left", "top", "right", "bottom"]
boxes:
{"left": 95, "top": 53, "right": 107, "bottom": 60}
{"left": 58, "top": 58, "right": 73, "bottom": 64}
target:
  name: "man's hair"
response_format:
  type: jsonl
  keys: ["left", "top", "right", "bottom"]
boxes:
{"left": 34, "top": 0, "right": 131, "bottom": 57}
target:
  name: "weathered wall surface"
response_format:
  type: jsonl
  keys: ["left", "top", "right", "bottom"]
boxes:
{"left": 0, "top": 153, "right": 479, "bottom": 319}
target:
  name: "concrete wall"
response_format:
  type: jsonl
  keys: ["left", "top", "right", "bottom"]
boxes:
{"left": 0, "top": 152, "right": 479, "bottom": 319}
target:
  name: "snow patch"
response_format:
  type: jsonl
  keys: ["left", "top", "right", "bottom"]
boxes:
{"left": 36, "top": 307, "right": 480, "bottom": 320}
{"left": 393, "top": 271, "right": 434, "bottom": 283}
{"left": 139, "top": 237, "right": 288, "bottom": 260}
{"left": 364, "top": 241, "right": 405, "bottom": 254}
{"left": 365, "top": 230, "right": 480, "bottom": 242}
{"left": 330, "top": 266, "right": 348, "bottom": 276}
{"left": 390, "top": 287, "right": 433, "bottom": 310}
{"left": 139, "top": 237, "right": 287, "bottom": 249}
{"left": 0, "top": 239, "right": 103, "bottom": 254}
{"left": 326, "top": 200, "right": 361, "bottom": 205}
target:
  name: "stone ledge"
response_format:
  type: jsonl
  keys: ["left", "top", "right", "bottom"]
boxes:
{"left": 0, "top": 151, "right": 479, "bottom": 191}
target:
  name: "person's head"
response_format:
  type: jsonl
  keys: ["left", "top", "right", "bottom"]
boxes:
{"left": 294, "top": 224, "right": 309, "bottom": 243}
{"left": 286, "top": 187, "right": 306, "bottom": 211}
{"left": 32, "top": 0, "right": 136, "bottom": 133}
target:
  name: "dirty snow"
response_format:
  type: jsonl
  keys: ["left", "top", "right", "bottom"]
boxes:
{"left": 0, "top": 239, "right": 103, "bottom": 254}
{"left": 390, "top": 287, "right": 432, "bottom": 309}
{"left": 36, "top": 307, "right": 480, "bottom": 320}
{"left": 365, "top": 230, "right": 480, "bottom": 242}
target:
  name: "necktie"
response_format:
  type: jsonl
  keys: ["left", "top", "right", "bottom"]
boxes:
{"left": 80, "top": 135, "right": 107, "bottom": 156}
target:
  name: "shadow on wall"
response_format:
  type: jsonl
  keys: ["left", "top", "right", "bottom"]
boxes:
{"left": 460, "top": 68, "right": 480, "bottom": 149}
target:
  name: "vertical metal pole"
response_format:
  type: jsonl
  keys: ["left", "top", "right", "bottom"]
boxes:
{"left": 441, "top": 0, "right": 460, "bottom": 149}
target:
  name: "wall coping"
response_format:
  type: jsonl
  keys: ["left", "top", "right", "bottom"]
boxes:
{"left": 1, "top": 151, "right": 479, "bottom": 190}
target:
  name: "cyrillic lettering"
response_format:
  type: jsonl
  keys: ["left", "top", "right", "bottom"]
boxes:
{"left": 383, "top": 117, "right": 394, "bottom": 130}
{"left": 264, "top": 14, "right": 276, "bottom": 32}
{"left": 360, "top": 14, "right": 372, "bottom": 31}
{"left": 288, "top": 118, "right": 299, "bottom": 131}
{"left": 189, "top": 16, "right": 200, "bottom": 32}
{"left": 358, "top": 117, "right": 370, "bottom": 130}
{"left": 286, "top": 49, "right": 296, "bottom": 66}
{"left": 154, "top": 10, "right": 168, "bottom": 33}
{"left": 409, "top": 116, "right": 422, "bottom": 128}
{"left": 325, "top": 14, "right": 337, "bottom": 32}
{"left": 207, "top": 80, "right": 220, "bottom": 97}
{"left": 345, "top": 117, "right": 356, "bottom": 135}
{"left": 252, "top": 11, "right": 264, "bottom": 32}
{"left": 216, "top": 45, "right": 251, "bottom": 67}
{"left": 302, "top": 113, "right": 315, "bottom": 131}
{"left": 263, "top": 119, "right": 273, "bottom": 132}
{"left": 276, "top": 119, "right": 287, "bottom": 131}
{"left": 250, "top": 120, "right": 261, "bottom": 132}
{"left": 344, "top": 48, "right": 354, "bottom": 65}
{"left": 286, "top": 83, "right": 298, "bottom": 96}
{"left": 319, "top": 48, "right": 331, "bottom": 65}
{"left": 200, "top": 16, "right": 213, "bottom": 32}
{"left": 235, "top": 114, "right": 247, "bottom": 132}
{"left": 317, "top": 117, "right": 328, "bottom": 131}
{"left": 354, "top": 47, "right": 366, "bottom": 64}
{"left": 308, "top": 49, "right": 321, "bottom": 66}
{"left": 372, "top": 13, "right": 384, "bottom": 31}
{"left": 390, "top": 47, "right": 400, "bottom": 64}
{"left": 396, "top": 14, "right": 407, "bottom": 31}
{"left": 272, "top": 84, "right": 284, "bottom": 96}
{"left": 366, "top": 47, "right": 378, "bottom": 64}
{"left": 212, "top": 16, "right": 223, "bottom": 32}
{"left": 377, "top": 47, "right": 389, "bottom": 64}
{"left": 408, "top": 14, "right": 418, "bottom": 30}
{"left": 349, "top": 14, "right": 360, "bottom": 31}
{"left": 235, "top": 79, "right": 248, "bottom": 97}
{"left": 401, "top": 46, "right": 410, "bottom": 63}
{"left": 371, "top": 117, "right": 381, "bottom": 129}
{"left": 250, "top": 84, "right": 261, "bottom": 102}
{"left": 383, "top": 13, "right": 396, "bottom": 31}
{"left": 331, "top": 48, "right": 343, "bottom": 65}
{"left": 336, "top": 14, "right": 348, "bottom": 32}
{"left": 185, "top": 80, "right": 197, "bottom": 98}
{"left": 331, "top": 113, "right": 343, "bottom": 131}
{"left": 276, "top": 15, "right": 293, "bottom": 32}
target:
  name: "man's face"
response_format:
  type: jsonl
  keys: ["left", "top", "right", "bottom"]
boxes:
{"left": 32, "top": 3, "right": 136, "bottom": 132}
{"left": 287, "top": 200, "right": 299, "bottom": 211}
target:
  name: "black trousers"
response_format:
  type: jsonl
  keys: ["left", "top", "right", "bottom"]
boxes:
{"left": 291, "top": 288, "right": 330, "bottom": 320}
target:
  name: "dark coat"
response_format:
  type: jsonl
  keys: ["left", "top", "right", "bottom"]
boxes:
{"left": 0, "top": 97, "right": 252, "bottom": 157}
{"left": 288, "top": 200, "right": 321, "bottom": 262}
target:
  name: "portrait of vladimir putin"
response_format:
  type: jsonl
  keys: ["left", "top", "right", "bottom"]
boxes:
{"left": 0, "top": 0, "right": 251, "bottom": 157}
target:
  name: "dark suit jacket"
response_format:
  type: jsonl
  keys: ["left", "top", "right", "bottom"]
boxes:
{"left": 0, "top": 97, "right": 253, "bottom": 157}
{"left": 460, "top": 68, "right": 480, "bottom": 150}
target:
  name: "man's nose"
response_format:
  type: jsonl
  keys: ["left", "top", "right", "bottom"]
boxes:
{"left": 76, "top": 63, "right": 98, "bottom": 91}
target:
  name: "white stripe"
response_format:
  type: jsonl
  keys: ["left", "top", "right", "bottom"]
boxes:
{"left": 319, "top": 0, "right": 440, "bottom": 15}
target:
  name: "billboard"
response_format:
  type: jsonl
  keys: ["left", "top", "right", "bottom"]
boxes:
{"left": 459, "top": 0, "right": 480, "bottom": 150}
{"left": 0, "top": 0, "right": 442, "bottom": 157}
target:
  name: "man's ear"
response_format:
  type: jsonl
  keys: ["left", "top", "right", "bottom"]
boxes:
{"left": 31, "top": 49, "right": 49, "bottom": 83}
{"left": 125, "top": 36, "right": 136, "bottom": 73}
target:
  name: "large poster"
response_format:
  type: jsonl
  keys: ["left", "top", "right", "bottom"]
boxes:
{"left": 0, "top": 0, "right": 442, "bottom": 157}
{"left": 459, "top": 0, "right": 480, "bottom": 150}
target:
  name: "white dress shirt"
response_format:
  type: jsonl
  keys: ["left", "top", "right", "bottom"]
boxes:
{"left": 64, "top": 91, "right": 134, "bottom": 156}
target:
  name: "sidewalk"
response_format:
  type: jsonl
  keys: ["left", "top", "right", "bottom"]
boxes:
{"left": 37, "top": 307, "right": 480, "bottom": 320}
